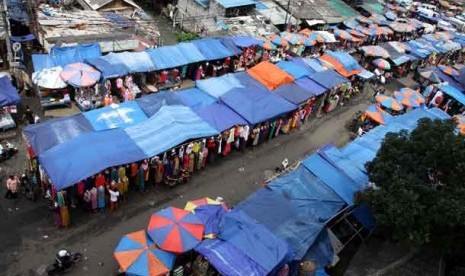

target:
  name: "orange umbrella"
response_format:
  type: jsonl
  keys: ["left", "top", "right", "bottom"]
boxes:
{"left": 365, "top": 104, "right": 392, "bottom": 125}
{"left": 375, "top": 95, "right": 404, "bottom": 111}
{"left": 299, "top": 28, "right": 312, "bottom": 36}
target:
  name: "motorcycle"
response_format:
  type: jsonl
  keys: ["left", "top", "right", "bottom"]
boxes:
{"left": 45, "top": 251, "right": 83, "bottom": 276}
{"left": 0, "top": 141, "right": 18, "bottom": 162}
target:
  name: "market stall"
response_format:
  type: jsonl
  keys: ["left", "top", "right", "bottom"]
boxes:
{"left": 32, "top": 67, "right": 71, "bottom": 109}
{"left": 0, "top": 75, "right": 20, "bottom": 130}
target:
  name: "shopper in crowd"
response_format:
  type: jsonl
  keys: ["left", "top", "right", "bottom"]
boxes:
{"left": 5, "top": 174, "right": 20, "bottom": 199}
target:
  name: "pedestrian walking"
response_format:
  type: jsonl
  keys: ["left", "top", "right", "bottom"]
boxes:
{"left": 22, "top": 105, "right": 34, "bottom": 124}
{"left": 5, "top": 175, "right": 19, "bottom": 199}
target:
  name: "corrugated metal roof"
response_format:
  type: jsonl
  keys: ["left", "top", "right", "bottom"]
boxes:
{"left": 216, "top": 0, "right": 256, "bottom": 8}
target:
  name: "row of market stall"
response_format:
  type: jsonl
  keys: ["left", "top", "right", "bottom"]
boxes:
{"left": 0, "top": 75, "right": 20, "bottom": 131}
{"left": 113, "top": 106, "right": 451, "bottom": 276}
{"left": 24, "top": 59, "right": 353, "bottom": 191}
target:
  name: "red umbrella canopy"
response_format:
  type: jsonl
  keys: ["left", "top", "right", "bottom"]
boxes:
{"left": 147, "top": 207, "right": 204, "bottom": 254}
{"left": 60, "top": 62, "right": 101, "bottom": 87}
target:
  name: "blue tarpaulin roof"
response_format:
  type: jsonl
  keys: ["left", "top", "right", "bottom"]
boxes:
{"left": 220, "top": 86, "right": 297, "bottom": 125}
{"left": 196, "top": 239, "right": 267, "bottom": 276}
{"left": 216, "top": 0, "right": 255, "bottom": 8}
{"left": 219, "top": 38, "right": 243, "bottom": 55}
{"left": 237, "top": 166, "right": 344, "bottom": 259}
{"left": 326, "top": 51, "right": 362, "bottom": 72}
{"left": 85, "top": 57, "right": 129, "bottom": 79}
{"left": 147, "top": 46, "right": 190, "bottom": 70}
{"left": 295, "top": 77, "right": 328, "bottom": 97}
{"left": 196, "top": 73, "right": 245, "bottom": 98}
{"left": 83, "top": 101, "right": 148, "bottom": 131}
{"left": 115, "top": 51, "right": 157, "bottom": 73}
{"left": 38, "top": 128, "right": 146, "bottom": 190}
{"left": 50, "top": 43, "right": 102, "bottom": 68}
{"left": 434, "top": 69, "right": 465, "bottom": 91}
{"left": 136, "top": 91, "right": 184, "bottom": 117}
{"left": 318, "top": 145, "right": 368, "bottom": 187}
{"left": 193, "top": 205, "right": 227, "bottom": 236}
{"left": 303, "top": 230, "right": 335, "bottom": 269}
{"left": 218, "top": 211, "right": 291, "bottom": 274}
{"left": 302, "top": 154, "right": 360, "bottom": 205}
{"left": 0, "top": 76, "right": 20, "bottom": 106}
{"left": 177, "top": 43, "right": 206, "bottom": 63}
{"left": 340, "top": 108, "right": 450, "bottom": 174}
{"left": 288, "top": 57, "right": 317, "bottom": 75}
{"left": 176, "top": 88, "right": 217, "bottom": 110}
{"left": 276, "top": 61, "right": 310, "bottom": 79}
{"left": 23, "top": 114, "right": 93, "bottom": 156}
{"left": 274, "top": 83, "right": 316, "bottom": 105}
{"left": 196, "top": 102, "right": 247, "bottom": 132}
{"left": 439, "top": 84, "right": 465, "bottom": 105}
{"left": 124, "top": 105, "right": 218, "bottom": 157}
{"left": 230, "top": 36, "right": 262, "bottom": 47}
{"left": 193, "top": 38, "right": 236, "bottom": 60}
{"left": 309, "top": 69, "right": 349, "bottom": 89}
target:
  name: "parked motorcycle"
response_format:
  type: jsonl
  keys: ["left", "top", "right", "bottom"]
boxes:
{"left": 45, "top": 250, "right": 82, "bottom": 276}
{"left": 0, "top": 141, "right": 18, "bottom": 162}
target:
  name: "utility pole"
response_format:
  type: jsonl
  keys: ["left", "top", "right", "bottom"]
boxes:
{"left": 284, "top": 0, "right": 291, "bottom": 26}
{"left": 1, "top": 0, "right": 14, "bottom": 69}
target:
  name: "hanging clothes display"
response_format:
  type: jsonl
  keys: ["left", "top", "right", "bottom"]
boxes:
{"left": 97, "top": 186, "right": 105, "bottom": 210}
{"left": 155, "top": 160, "right": 164, "bottom": 184}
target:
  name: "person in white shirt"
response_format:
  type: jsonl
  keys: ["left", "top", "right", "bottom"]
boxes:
{"left": 108, "top": 186, "right": 119, "bottom": 213}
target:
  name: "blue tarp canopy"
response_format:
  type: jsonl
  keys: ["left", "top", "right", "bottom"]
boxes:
{"left": 304, "top": 230, "right": 335, "bottom": 269}
{"left": 193, "top": 38, "right": 235, "bottom": 60}
{"left": 193, "top": 205, "right": 227, "bottom": 236}
{"left": 302, "top": 154, "right": 359, "bottom": 205}
{"left": 439, "top": 84, "right": 465, "bottom": 105}
{"left": 50, "top": 43, "right": 102, "bottom": 68}
{"left": 32, "top": 54, "right": 56, "bottom": 72}
{"left": 216, "top": 0, "right": 255, "bottom": 8}
{"left": 325, "top": 51, "right": 362, "bottom": 72}
{"left": 310, "top": 69, "right": 349, "bottom": 89}
{"left": 218, "top": 211, "right": 291, "bottom": 274}
{"left": 295, "top": 77, "right": 328, "bottom": 97}
{"left": 340, "top": 108, "right": 450, "bottom": 173}
{"left": 85, "top": 57, "right": 129, "bottom": 79}
{"left": 237, "top": 166, "right": 344, "bottom": 259}
{"left": 147, "top": 46, "right": 190, "bottom": 70}
{"left": 83, "top": 101, "right": 148, "bottom": 131}
{"left": 276, "top": 61, "right": 310, "bottom": 79}
{"left": 196, "top": 239, "right": 267, "bottom": 276}
{"left": 357, "top": 69, "right": 376, "bottom": 79}
{"left": 434, "top": 68, "right": 465, "bottom": 91}
{"left": 274, "top": 83, "right": 316, "bottom": 105}
{"left": 38, "top": 129, "right": 146, "bottom": 190}
{"left": 0, "top": 76, "right": 20, "bottom": 106}
{"left": 23, "top": 114, "right": 93, "bottom": 156}
{"left": 112, "top": 52, "right": 156, "bottom": 73}
{"left": 219, "top": 38, "right": 243, "bottom": 56}
{"left": 288, "top": 57, "right": 317, "bottom": 75}
{"left": 124, "top": 106, "right": 218, "bottom": 157}
{"left": 230, "top": 36, "right": 262, "bottom": 48}
{"left": 196, "top": 73, "right": 245, "bottom": 98}
{"left": 136, "top": 91, "right": 184, "bottom": 117}
{"left": 318, "top": 145, "right": 368, "bottom": 187}
{"left": 176, "top": 88, "right": 217, "bottom": 110}
{"left": 177, "top": 43, "right": 206, "bottom": 63}
{"left": 220, "top": 86, "right": 297, "bottom": 125}
{"left": 196, "top": 102, "right": 247, "bottom": 132}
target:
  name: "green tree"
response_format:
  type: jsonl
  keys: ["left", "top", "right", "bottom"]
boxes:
{"left": 358, "top": 118, "right": 465, "bottom": 255}
{"left": 175, "top": 32, "right": 198, "bottom": 42}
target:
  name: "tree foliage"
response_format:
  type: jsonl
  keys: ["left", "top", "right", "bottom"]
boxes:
{"left": 358, "top": 118, "right": 465, "bottom": 254}
{"left": 175, "top": 32, "right": 198, "bottom": 42}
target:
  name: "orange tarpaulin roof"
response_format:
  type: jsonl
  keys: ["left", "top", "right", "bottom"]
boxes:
{"left": 319, "top": 54, "right": 362, "bottom": 77}
{"left": 247, "top": 61, "right": 295, "bottom": 90}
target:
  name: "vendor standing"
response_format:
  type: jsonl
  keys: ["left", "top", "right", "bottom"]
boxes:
{"left": 5, "top": 174, "right": 20, "bottom": 199}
